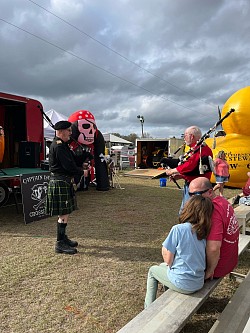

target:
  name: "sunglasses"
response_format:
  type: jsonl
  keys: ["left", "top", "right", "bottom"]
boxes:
{"left": 188, "top": 188, "right": 210, "bottom": 196}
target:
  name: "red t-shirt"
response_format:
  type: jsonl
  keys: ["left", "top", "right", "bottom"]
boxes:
{"left": 176, "top": 144, "right": 213, "bottom": 182}
{"left": 207, "top": 196, "right": 239, "bottom": 277}
{"left": 214, "top": 158, "right": 230, "bottom": 177}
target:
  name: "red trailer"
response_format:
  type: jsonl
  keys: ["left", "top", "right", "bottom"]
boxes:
{"left": 0, "top": 91, "right": 45, "bottom": 206}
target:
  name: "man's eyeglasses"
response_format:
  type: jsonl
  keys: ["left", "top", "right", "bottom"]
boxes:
{"left": 188, "top": 188, "right": 210, "bottom": 196}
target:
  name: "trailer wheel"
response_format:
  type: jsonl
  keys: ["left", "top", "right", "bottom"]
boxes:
{"left": 0, "top": 182, "right": 9, "bottom": 207}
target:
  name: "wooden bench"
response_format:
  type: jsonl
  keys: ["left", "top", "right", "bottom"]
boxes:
{"left": 117, "top": 234, "right": 250, "bottom": 333}
{"left": 208, "top": 271, "right": 250, "bottom": 333}
{"left": 234, "top": 204, "right": 250, "bottom": 235}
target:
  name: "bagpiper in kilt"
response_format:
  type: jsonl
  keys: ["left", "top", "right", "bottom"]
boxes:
{"left": 45, "top": 120, "right": 84, "bottom": 255}
{"left": 46, "top": 175, "right": 76, "bottom": 216}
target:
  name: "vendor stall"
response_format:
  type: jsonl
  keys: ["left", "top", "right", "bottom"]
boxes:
{"left": 0, "top": 92, "right": 47, "bottom": 223}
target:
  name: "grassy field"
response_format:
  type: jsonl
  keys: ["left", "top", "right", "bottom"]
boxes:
{"left": 0, "top": 175, "right": 249, "bottom": 333}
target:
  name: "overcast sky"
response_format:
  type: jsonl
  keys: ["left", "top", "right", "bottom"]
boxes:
{"left": 0, "top": 0, "right": 249, "bottom": 138}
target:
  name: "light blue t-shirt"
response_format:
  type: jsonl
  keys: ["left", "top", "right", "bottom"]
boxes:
{"left": 162, "top": 222, "right": 206, "bottom": 291}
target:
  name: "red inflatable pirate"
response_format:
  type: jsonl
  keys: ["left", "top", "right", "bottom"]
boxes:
{"left": 68, "top": 110, "right": 109, "bottom": 191}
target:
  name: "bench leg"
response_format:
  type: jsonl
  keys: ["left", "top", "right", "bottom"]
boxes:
{"left": 230, "top": 272, "right": 247, "bottom": 282}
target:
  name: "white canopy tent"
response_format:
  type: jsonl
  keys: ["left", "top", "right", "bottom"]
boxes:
{"left": 44, "top": 109, "right": 67, "bottom": 140}
{"left": 103, "top": 133, "right": 132, "bottom": 146}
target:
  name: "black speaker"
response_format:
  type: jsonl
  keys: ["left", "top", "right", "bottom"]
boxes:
{"left": 19, "top": 141, "right": 41, "bottom": 168}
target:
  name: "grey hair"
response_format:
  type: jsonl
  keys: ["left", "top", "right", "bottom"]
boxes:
{"left": 186, "top": 126, "right": 202, "bottom": 140}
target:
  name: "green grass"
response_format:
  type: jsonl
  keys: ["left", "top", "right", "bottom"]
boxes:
{"left": 0, "top": 176, "right": 249, "bottom": 333}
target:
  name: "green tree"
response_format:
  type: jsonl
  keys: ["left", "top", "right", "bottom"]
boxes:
{"left": 111, "top": 132, "right": 139, "bottom": 145}
{"left": 111, "top": 132, "right": 122, "bottom": 138}
{"left": 122, "top": 133, "right": 139, "bottom": 144}
{"left": 142, "top": 132, "right": 152, "bottom": 138}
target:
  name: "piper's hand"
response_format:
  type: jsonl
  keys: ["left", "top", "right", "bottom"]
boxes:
{"left": 165, "top": 169, "right": 172, "bottom": 177}
{"left": 172, "top": 174, "right": 183, "bottom": 180}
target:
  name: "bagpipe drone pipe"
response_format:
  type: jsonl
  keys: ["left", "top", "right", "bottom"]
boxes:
{"left": 180, "top": 108, "right": 235, "bottom": 164}
{"left": 159, "top": 108, "right": 235, "bottom": 189}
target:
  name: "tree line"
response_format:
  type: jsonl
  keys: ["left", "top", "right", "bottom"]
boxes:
{"left": 111, "top": 132, "right": 152, "bottom": 145}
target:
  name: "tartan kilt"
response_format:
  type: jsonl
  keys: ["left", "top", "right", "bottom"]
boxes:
{"left": 46, "top": 179, "right": 76, "bottom": 216}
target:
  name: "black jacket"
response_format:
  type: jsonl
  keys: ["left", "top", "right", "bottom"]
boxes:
{"left": 49, "top": 137, "right": 83, "bottom": 176}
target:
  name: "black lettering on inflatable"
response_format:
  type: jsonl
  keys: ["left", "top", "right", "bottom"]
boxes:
{"left": 226, "top": 153, "right": 250, "bottom": 162}
{"left": 230, "top": 164, "right": 238, "bottom": 169}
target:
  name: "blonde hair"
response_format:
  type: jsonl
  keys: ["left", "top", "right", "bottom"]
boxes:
{"left": 179, "top": 196, "right": 213, "bottom": 240}
{"left": 216, "top": 150, "right": 226, "bottom": 159}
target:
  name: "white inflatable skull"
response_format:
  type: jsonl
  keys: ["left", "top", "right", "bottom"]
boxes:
{"left": 78, "top": 117, "right": 96, "bottom": 145}
{"left": 68, "top": 110, "right": 97, "bottom": 145}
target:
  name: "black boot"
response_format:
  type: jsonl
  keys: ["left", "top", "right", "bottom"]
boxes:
{"left": 64, "top": 235, "right": 78, "bottom": 247}
{"left": 55, "top": 240, "right": 77, "bottom": 254}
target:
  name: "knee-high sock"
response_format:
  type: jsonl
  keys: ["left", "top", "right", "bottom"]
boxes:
{"left": 57, "top": 223, "right": 67, "bottom": 241}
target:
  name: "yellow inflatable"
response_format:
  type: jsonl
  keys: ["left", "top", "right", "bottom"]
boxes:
{"left": 205, "top": 86, "right": 250, "bottom": 188}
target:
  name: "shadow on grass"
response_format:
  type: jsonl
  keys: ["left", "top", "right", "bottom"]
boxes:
{"left": 78, "top": 244, "right": 161, "bottom": 262}
{"left": 0, "top": 180, "right": 182, "bottom": 245}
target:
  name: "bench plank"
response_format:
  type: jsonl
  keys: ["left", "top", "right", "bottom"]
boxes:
{"left": 117, "top": 278, "right": 222, "bottom": 333}
{"left": 239, "top": 234, "right": 250, "bottom": 253}
{"left": 208, "top": 272, "right": 250, "bottom": 333}
{"left": 234, "top": 205, "right": 250, "bottom": 235}
{"left": 242, "top": 317, "right": 250, "bottom": 333}
{"left": 117, "top": 235, "right": 250, "bottom": 333}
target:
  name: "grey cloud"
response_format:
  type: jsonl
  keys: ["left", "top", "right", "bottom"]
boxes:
{"left": 0, "top": 0, "right": 249, "bottom": 138}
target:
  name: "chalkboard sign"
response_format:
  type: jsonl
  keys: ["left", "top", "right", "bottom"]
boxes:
{"left": 20, "top": 172, "right": 50, "bottom": 224}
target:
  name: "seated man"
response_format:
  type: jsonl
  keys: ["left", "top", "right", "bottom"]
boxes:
{"left": 189, "top": 177, "right": 239, "bottom": 279}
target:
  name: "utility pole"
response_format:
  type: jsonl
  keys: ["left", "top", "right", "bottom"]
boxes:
{"left": 137, "top": 115, "right": 144, "bottom": 138}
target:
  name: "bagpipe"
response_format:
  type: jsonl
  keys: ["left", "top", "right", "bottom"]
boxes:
{"left": 160, "top": 108, "right": 235, "bottom": 188}
{"left": 179, "top": 108, "right": 235, "bottom": 164}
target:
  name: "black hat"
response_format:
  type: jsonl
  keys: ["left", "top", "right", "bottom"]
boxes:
{"left": 54, "top": 120, "right": 72, "bottom": 130}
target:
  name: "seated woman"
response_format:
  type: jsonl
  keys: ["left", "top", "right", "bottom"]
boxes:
{"left": 144, "top": 195, "right": 213, "bottom": 308}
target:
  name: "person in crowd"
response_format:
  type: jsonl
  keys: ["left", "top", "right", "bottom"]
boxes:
{"left": 213, "top": 150, "right": 230, "bottom": 197}
{"left": 46, "top": 120, "right": 85, "bottom": 255}
{"left": 144, "top": 195, "right": 213, "bottom": 308}
{"left": 189, "top": 177, "right": 239, "bottom": 279}
{"left": 232, "top": 171, "right": 250, "bottom": 206}
{"left": 165, "top": 126, "right": 213, "bottom": 212}
{"left": 78, "top": 157, "right": 92, "bottom": 191}
{"left": 73, "top": 148, "right": 93, "bottom": 191}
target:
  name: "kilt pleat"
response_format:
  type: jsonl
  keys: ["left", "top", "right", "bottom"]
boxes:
{"left": 46, "top": 179, "right": 76, "bottom": 216}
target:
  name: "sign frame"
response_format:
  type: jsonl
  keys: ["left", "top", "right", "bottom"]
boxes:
{"left": 20, "top": 172, "right": 50, "bottom": 224}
